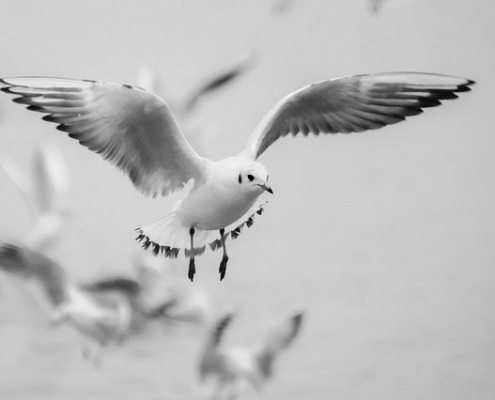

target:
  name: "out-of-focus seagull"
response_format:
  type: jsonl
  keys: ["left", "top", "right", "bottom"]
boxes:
{"left": 271, "top": 0, "right": 299, "bottom": 15}
{"left": 197, "top": 309, "right": 304, "bottom": 399}
{"left": 84, "top": 252, "right": 213, "bottom": 327}
{"left": 0, "top": 145, "right": 69, "bottom": 251}
{"left": 0, "top": 242, "right": 133, "bottom": 366}
{"left": 137, "top": 52, "right": 257, "bottom": 121}
{"left": 0, "top": 72, "right": 474, "bottom": 281}
{"left": 367, "top": 0, "right": 414, "bottom": 15}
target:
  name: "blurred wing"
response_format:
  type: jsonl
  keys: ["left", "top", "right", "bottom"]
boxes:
{"left": 0, "top": 77, "right": 208, "bottom": 197}
{"left": 81, "top": 276, "right": 141, "bottom": 295}
{"left": 0, "top": 154, "right": 35, "bottom": 216}
{"left": 0, "top": 242, "right": 70, "bottom": 306}
{"left": 242, "top": 72, "right": 475, "bottom": 159}
{"left": 210, "top": 312, "right": 236, "bottom": 348}
{"left": 31, "top": 145, "right": 69, "bottom": 214}
{"left": 183, "top": 52, "right": 257, "bottom": 115}
{"left": 80, "top": 276, "right": 142, "bottom": 308}
{"left": 253, "top": 310, "right": 304, "bottom": 379}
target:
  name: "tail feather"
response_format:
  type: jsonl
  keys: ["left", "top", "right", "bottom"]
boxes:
{"left": 135, "top": 201, "right": 267, "bottom": 258}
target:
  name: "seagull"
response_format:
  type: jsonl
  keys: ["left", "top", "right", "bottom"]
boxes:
{"left": 78, "top": 275, "right": 150, "bottom": 333}
{"left": 0, "top": 145, "right": 70, "bottom": 251}
{"left": 134, "top": 253, "right": 213, "bottom": 326}
{"left": 271, "top": 0, "right": 299, "bottom": 15}
{"left": 0, "top": 72, "right": 474, "bottom": 281}
{"left": 367, "top": 0, "right": 413, "bottom": 15}
{"left": 138, "top": 52, "right": 257, "bottom": 121}
{"left": 84, "top": 252, "right": 213, "bottom": 327}
{"left": 197, "top": 309, "right": 304, "bottom": 399}
{"left": 0, "top": 242, "right": 134, "bottom": 366}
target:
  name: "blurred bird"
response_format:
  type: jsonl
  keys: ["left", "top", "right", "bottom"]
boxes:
{"left": 197, "top": 309, "right": 304, "bottom": 399}
{"left": 134, "top": 253, "right": 213, "bottom": 326}
{"left": 83, "top": 252, "right": 213, "bottom": 327}
{"left": 138, "top": 52, "right": 257, "bottom": 122}
{"left": 0, "top": 242, "right": 135, "bottom": 366}
{"left": 367, "top": 0, "right": 413, "bottom": 15}
{"left": 0, "top": 72, "right": 474, "bottom": 281}
{"left": 0, "top": 145, "right": 69, "bottom": 251}
{"left": 271, "top": 0, "right": 299, "bottom": 15}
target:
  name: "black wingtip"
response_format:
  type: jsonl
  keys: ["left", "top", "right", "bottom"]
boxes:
{"left": 26, "top": 104, "right": 46, "bottom": 113}
{"left": 457, "top": 79, "right": 476, "bottom": 92}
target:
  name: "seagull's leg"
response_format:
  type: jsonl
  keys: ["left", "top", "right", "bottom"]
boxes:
{"left": 188, "top": 227, "right": 196, "bottom": 282}
{"left": 218, "top": 228, "right": 229, "bottom": 281}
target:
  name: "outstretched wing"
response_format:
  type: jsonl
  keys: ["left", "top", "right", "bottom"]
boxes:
{"left": 252, "top": 310, "right": 304, "bottom": 379}
{"left": 242, "top": 72, "right": 475, "bottom": 159}
{"left": 0, "top": 77, "right": 208, "bottom": 197}
{"left": 0, "top": 242, "right": 70, "bottom": 306}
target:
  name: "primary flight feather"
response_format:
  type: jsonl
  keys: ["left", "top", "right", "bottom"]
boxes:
{"left": 0, "top": 72, "right": 474, "bottom": 280}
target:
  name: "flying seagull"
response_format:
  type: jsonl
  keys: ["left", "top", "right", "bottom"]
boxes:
{"left": 0, "top": 145, "right": 70, "bottom": 251}
{"left": 0, "top": 242, "right": 134, "bottom": 366}
{"left": 81, "top": 254, "right": 213, "bottom": 327}
{"left": 0, "top": 72, "right": 474, "bottom": 281}
{"left": 197, "top": 309, "right": 304, "bottom": 399}
{"left": 132, "top": 252, "right": 213, "bottom": 326}
{"left": 138, "top": 51, "right": 257, "bottom": 120}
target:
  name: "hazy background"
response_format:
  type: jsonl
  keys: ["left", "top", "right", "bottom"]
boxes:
{"left": 0, "top": 1, "right": 493, "bottom": 399}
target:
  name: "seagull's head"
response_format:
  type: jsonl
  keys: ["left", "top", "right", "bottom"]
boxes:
{"left": 237, "top": 161, "right": 273, "bottom": 195}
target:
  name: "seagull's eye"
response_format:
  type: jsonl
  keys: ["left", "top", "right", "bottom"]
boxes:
{"left": 247, "top": 174, "right": 254, "bottom": 182}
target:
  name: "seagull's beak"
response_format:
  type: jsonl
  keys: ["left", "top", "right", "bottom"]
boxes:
{"left": 258, "top": 183, "right": 274, "bottom": 194}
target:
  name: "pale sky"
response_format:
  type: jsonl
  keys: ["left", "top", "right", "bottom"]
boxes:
{"left": 0, "top": 1, "right": 493, "bottom": 399}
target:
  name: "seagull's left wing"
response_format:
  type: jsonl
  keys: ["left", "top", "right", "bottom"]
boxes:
{"left": 0, "top": 77, "right": 208, "bottom": 197}
{"left": 242, "top": 72, "right": 474, "bottom": 159}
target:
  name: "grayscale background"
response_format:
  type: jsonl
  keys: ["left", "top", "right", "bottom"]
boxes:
{"left": 0, "top": 1, "right": 493, "bottom": 399}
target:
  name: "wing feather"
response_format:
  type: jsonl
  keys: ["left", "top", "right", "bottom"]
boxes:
{"left": 0, "top": 242, "right": 70, "bottom": 306}
{"left": 242, "top": 72, "right": 474, "bottom": 159}
{"left": 252, "top": 310, "right": 304, "bottom": 379}
{"left": 0, "top": 77, "right": 208, "bottom": 197}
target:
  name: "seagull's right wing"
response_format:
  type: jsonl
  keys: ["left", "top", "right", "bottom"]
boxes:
{"left": 0, "top": 77, "right": 208, "bottom": 197}
{"left": 0, "top": 242, "right": 70, "bottom": 306}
